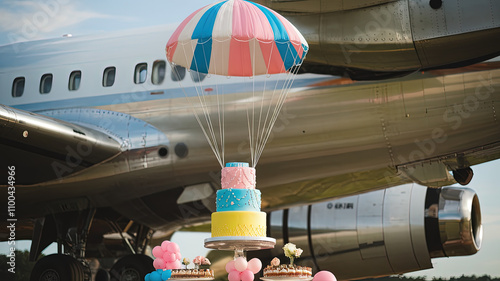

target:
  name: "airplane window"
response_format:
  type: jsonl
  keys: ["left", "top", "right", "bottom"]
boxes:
{"left": 103, "top": 67, "right": 116, "bottom": 87}
{"left": 40, "top": 74, "right": 53, "bottom": 94}
{"left": 190, "top": 70, "right": 206, "bottom": 83}
{"left": 69, "top": 70, "right": 81, "bottom": 91}
{"left": 152, "top": 60, "right": 166, "bottom": 85}
{"left": 134, "top": 63, "right": 147, "bottom": 84}
{"left": 171, "top": 65, "right": 186, "bottom": 82}
{"left": 12, "top": 77, "right": 25, "bottom": 97}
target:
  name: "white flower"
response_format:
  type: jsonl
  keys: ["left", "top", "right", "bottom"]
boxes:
{"left": 182, "top": 258, "right": 190, "bottom": 265}
{"left": 283, "top": 243, "right": 297, "bottom": 259}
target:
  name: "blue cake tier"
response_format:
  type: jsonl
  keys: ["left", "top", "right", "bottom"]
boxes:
{"left": 216, "top": 189, "right": 261, "bottom": 212}
{"left": 226, "top": 162, "right": 249, "bottom": 167}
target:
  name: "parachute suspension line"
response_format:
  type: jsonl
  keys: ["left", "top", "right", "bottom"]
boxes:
{"left": 219, "top": 74, "right": 225, "bottom": 167}
{"left": 253, "top": 40, "right": 278, "bottom": 168}
{"left": 253, "top": 40, "right": 272, "bottom": 168}
{"left": 250, "top": 38, "right": 257, "bottom": 167}
{"left": 176, "top": 41, "right": 224, "bottom": 168}
{"left": 210, "top": 23, "right": 226, "bottom": 167}
{"left": 253, "top": 40, "right": 285, "bottom": 167}
{"left": 246, "top": 39, "right": 255, "bottom": 167}
{"left": 170, "top": 61, "right": 223, "bottom": 168}
{"left": 253, "top": 42, "right": 302, "bottom": 166}
{"left": 213, "top": 38, "right": 225, "bottom": 167}
{"left": 194, "top": 57, "right": 223, "bottom": 167}
{"left": 199, "top": 39, "right": 225, "bottom": 168}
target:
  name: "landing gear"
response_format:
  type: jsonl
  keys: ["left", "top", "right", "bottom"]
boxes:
{"left": 453, "top": 167, "right": 473, "bottom": 185}
{"left": 29, "top": 203, "right": 155, "bottom": 281}
{"left": 29, "top": 206, "right": 95, "bottom": 281}
{"left": 30, "top": 254, "right": 85, "bottom": 281}
{"left": 109, "top": 254, "right": 154, "bottom": 281}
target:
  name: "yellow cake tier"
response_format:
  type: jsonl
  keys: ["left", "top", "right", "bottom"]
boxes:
{"left": 211, "top": 211, "right": 266, "bottom": 237}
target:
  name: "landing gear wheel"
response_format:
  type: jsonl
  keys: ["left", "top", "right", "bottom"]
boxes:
{"left": 30, "top": 254, "right": 84, "bottom": 281}
{"left": 96, "top": 268, "right": 111, "bottom": 281}
{"left": 109, "top": 254, "right": 154, "bottom": 281}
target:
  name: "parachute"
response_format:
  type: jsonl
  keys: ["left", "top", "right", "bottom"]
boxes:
{"left": 166, "top": 0, "right": 308, "bottom": 167}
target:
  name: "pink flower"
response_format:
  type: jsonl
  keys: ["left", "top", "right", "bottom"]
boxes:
{"left": 271, "top": 257, "right": 280, "bottom": 267}
{"left": 193, "top": 256, "right": 211, "bottom": 266}
{"left": 295, "top": 248, "right": 303, "bottom": 258}
{"left": 193, "top": 256, "right": 204, "bottom": 265}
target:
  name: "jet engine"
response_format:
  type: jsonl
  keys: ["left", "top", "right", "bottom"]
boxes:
{"left": 255, "top": 184, "right": 482, "bottom": 280}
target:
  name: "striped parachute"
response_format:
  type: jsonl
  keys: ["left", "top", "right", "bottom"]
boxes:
{"left": 166, "top": 0, "right": 308, "bottom": 167}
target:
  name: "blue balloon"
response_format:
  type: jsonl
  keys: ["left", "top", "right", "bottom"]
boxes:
{"left": 145, "top": 273, "right": 151, "bottom": 281}
{"left": 150, "top": 271, "right": 162, "bottom": 281}
{"left": 162, "top": 269, "right": 172, "bottom": 280}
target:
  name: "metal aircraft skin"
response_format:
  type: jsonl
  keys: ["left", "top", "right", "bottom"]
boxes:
{"left": 0, "top": 0, "right": 498, "bottom": 280}
{"left": 254, "top": 0, "right": 500, "bottom": 79}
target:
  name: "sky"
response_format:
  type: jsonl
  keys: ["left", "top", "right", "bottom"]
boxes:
{"left": 0, "top": 0, "right": 499, "bottom": 279}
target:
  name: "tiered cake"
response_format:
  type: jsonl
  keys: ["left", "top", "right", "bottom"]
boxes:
{"left": 211, "top": 162, "right": 266, "bottom": 237}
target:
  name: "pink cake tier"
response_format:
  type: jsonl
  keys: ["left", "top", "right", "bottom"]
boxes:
{"left": 221, "top": 163, "right": 256, "bottom": 189}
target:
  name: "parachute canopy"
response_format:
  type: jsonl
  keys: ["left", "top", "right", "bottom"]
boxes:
{"left": 166, "top": 0, "right": 309, "bottom": 77}
{"left": 166, "top": 0, "right": 309, "bottom": 168}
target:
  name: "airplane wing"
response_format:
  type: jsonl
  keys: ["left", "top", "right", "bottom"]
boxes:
{"left": 0, "top": 105, "right": 122, "bottom": 185}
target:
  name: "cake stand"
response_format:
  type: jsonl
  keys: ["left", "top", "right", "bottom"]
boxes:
{"left": 204, "top": 236, "right": 276, "bottom": 252}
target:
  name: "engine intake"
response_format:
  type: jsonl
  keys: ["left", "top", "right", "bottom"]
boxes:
{"left": 425, "top": 187, "right": 482, "bottom": 258}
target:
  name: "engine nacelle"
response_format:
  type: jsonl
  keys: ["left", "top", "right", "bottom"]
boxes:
{"left": 259, "top": 184, "right": 482, "bottom": 280}
{"left": 255, "top": 0, "right": 500, "bottom": 80}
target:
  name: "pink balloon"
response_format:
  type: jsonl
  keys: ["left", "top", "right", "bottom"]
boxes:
{"left": 313, "top": 271, "right": 337, "bottom": 281}
{"left": 175, "top": 252, "right": 182, "bottom": 260}
{"left": 166, "top": 242, "right": 180, "bottom": 253}
{"left": 234, "top": 257, "right": 248, "bottom": 272}
{"left": 247, "top": 258, "right": 262, "bottom": 274}
{"left": 165, "top": 261, "right": 176, "bottom": 270}
{"left": 228, "top": 270, "right": 240, "bottom": 281}
{"left": 161, "top": 240, "right": 171, "bottom": 251}
{"left": 153, "top": 258, "right": 166, "bottom": 270}
{"left": 225, "top": 260, "right": 236, "bottom": 273}
{"left": 164, "top": 252, "right": 177, "bottom": 262}
{"left": 152, "top": 246, "right": 164, "bottom": 258}
{"left": 241, "top": 270, "right": 254, "bottom": 281}
{"left": 173, "top": 260, "right": 181, "bottom": 269}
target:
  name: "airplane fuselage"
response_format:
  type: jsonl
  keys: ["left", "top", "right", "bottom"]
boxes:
{"left": 0, "top": 25, "right": 499, "bottom": 233}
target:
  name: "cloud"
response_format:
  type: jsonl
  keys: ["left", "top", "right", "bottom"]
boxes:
{"left": 0, "top": 0, "right": 113, "bottom": 43}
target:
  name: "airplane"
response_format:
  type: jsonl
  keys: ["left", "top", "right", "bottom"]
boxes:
{"left": 0, "top": 0, "right": 498, "bottom": 280}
